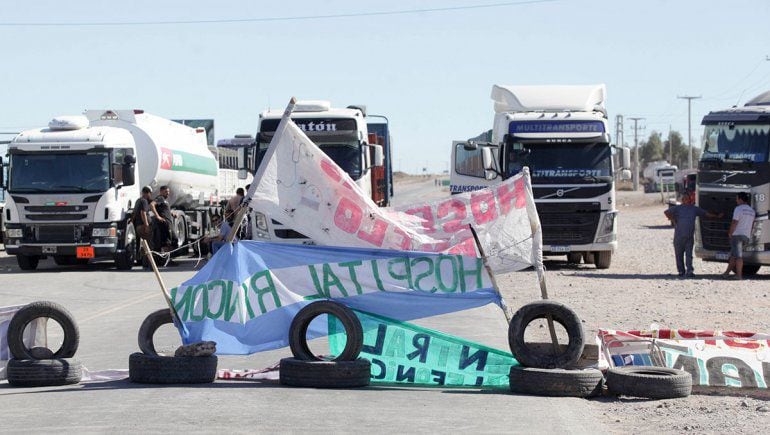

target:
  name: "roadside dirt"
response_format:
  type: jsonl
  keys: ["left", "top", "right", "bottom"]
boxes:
{"left": 497, "top": 190, "right": 770, "bottom": 433}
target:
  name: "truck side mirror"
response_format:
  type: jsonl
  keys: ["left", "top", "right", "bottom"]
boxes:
{"left": 237, "top": 169, "right": 248, "bottom": 180}
{"left": 122, "top": 162, "right": 136, "bottom": 186}
{"left": 0, "top": 156, "right": 4, "bottom": 187}
{"left": 621, "top": 147, "right": 631, "bottom": 169}
{"left": 237, "top": 147, "right": 247, "bottom": 170}
{"left": 482, "top": 148, "right": 498, "bottom": 180}
{"left": 370, "top": 144, "right": 384, "bottom": 167}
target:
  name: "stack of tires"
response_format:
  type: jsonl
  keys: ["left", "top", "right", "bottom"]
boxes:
{"left": 5, "top": 301, "right": 82, "bottom": 387}
{"left": 507, "top": 301, "right": 603, "bottom": 398}
{"left": 280, "top": 301, "right": 370, "bottom": 388}
{"left": 128, "top": 308, "right": 217, "bottom": 384}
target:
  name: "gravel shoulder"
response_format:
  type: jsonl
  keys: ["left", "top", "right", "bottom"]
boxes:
{"left": 495, "top": 190, "right": 770, "bottom": 433}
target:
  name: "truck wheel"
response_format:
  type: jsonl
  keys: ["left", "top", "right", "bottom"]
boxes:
{"left": 289, "top": 301, "right": 363, "bottom": 362}
{"left": 743, "top": 265, "right": 761, "bottom": 276}
{"left": 17, "top": 255, "right": 40, "bottom": 271}
{"left": 128, "top": 352, "right": 217, "bottom": 384}
{"left": 115, "top": 224, "right": 135, "bottom": 270}
{"left": 508, "top": 301, "right": 585, "bottom": 369}
{"left": 6, "top": 358, "right": 83, "bottom": 387}
{"left": 594, "top": 251, "right": 612, "bottom": 269}
{"left": 509, "top": 366, "right": 604, "bottom": 397}
{"left": 566, "top": 253, "right": 582, "bottom": 264}
{"left": 7, "top": 301, "right": 80, "bottom": 360}
{"left": 279, "top": 357, "right": 371, "bottom": 388}
{"left": 173, "top": 215, "right": 188, "bottom": 255}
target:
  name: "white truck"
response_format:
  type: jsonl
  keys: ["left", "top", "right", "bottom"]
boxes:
{"left": 245, "top": 100, "right": 392, "bottom": 243}
{"left": 0, "top": 110, "right": 231, "bottom": 270}
{"left": 450, "top": 84, "right": 630, "bottom": 269}
{"left": 642, "top": 160, "right": 678, "bottom": 193}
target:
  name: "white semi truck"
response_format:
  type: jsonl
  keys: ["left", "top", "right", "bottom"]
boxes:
{"left": 0, "top": 110, "right": 232, "bottom": 270}
{"left": 642, "top": 160, "right": 678, "bottom": 193}
{"left": 245, "top": 100, "right": 393, "bottom": 243}
{"left": 449, "top": 84, "right": 630, "bottom": 269}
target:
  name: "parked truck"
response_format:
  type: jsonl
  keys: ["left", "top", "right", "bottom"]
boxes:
{"left": 0, "top": 110, "right": 234, "bottom": 270}
{"left": 449, "top": 84, "right": 630, "bottom": 269}
{"left": 245, "top": 100, "right": 392, "bottom": 243}
{"left": 694, "top": 90, "right": 770, "bottom": 276}
{"left": 642, "top": 160, "right": 678, "bottom": 193}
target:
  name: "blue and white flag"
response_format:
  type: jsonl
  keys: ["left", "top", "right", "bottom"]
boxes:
{"left": 170, "top": 241, "right": 501, "bottom": 355}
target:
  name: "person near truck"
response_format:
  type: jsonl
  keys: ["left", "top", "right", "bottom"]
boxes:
{"left": 150, "top": 185, "right": 173, "bottom": 253}
{"left": 132, "top": 186, "right": 153, "bottom": 242}
{"left": 225, "top": 188, "right": 244, "bottom": 225}
{"left": 664, "top": 194, "right": 722, "bottom": 277}
{"left": 722, "top": 192, "right": 756, "bottom": 280}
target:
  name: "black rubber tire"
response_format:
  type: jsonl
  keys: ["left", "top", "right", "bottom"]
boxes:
{"left": 115, "top": 224, "right": 135, "bottom": 270}
{"left": 6, "top": 358, "right": 83, "bottom": 387}
{"left": 606, "top": 366, "right": 692, "bottom": 399}
{"left": 128, "top": 352, "right": 217, "bottom": 384}
{"left": 17, "top": 255, "right": 40, "bottom": 271}
{"left": 508, "top": 300, "right": 584, "bottom": 369}
{"left": 566, "top": 252, "right": 582, "bottom": 264}
{"left": 508, "top": 366, "right": 604, "bottom": 398}
{"left": 743, "top": 264, "right": 761, "bottom": 276}
{"left": 7, "top": 301, "right": 79, "bottom": 360}
{"left": 279, "top": 357, "right": 371, "bottom": 388}
{"left": 289, "top": 301, "right": 363, "bottom": 361}
{"left": 594, "top": 251, "right": 612, "bottom": 269}
{"left": 138, "top": 308, "right": 174, "bottom": 356}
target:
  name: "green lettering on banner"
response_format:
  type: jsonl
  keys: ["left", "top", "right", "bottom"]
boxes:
{"left": 250, "top": 270, "right": 281, "bottom": 314}
{"left": 435, "top": 255, "right": 459, "bottom": 293}
{"left": 387, "top": 258, "right": 413, "bottom": 288}
{"left": 189, "top": 284, "right": 208, "bottom": 321}
{"left": 322, "top": 264, "right": 348, "bottom": 297}
{"left": 458, "top": 257, "right": 484, "bottom": 292}
{"left": 339, "top": 261, "right": 364, "bottom": 295}
{"left": 171, "top": 285, "right": 193, "bottom": 321}
{"left": 206, "top": 280, "right": 228, "bottom": 319}
{"left": 370, "top": 260, "right": 387, "bottom": 291}
{"left": 307, "top": 265, "right": 327, "bottom": 300}
{"left": 410, "top": 257, "right": 437, "bottom": 292}
{"left": 223, "top": 281, "right": 241, "bottom": 322}
{"left": 329, "top": 309, "right": 517, "bottom": 388}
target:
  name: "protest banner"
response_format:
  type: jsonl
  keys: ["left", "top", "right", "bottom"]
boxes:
{"left": 599, "top": 329, "right": 770, "bottom": 388}
{"left": 244, "top": 106, "right": 541, "bottom": 274}
{"left": 170, "top": 241, "right": 502, "bottom": 355}
{"left": 329, "top": 309, "right": 517, "bottom": 388}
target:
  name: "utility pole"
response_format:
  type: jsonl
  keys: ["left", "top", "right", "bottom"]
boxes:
{"left": 668, "top": 124, "right": 673, "bottom": 164}
{"left": 615, "top": 115, "right": 624, "bottom": 179}
{"left": 629, "top": 117, "right": 645, "bottom": 191}
{"left": 678, "top": 95, "right": 702, "bottom": 169}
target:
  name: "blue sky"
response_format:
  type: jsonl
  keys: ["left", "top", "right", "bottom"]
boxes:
{"left": 1, "top": 0, "right": 769, "bottom": 173}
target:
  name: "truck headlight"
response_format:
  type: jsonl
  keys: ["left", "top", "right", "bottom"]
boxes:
{"left": 92, "top": 227, "right": 117, "bottom": 237}
{"left": 6, "top": 228, "right": 23, "bottom": 238}
{"left": 255, "top": 212, "right": 268, "bottom": 231}
{"left": 595, "top": 212, "right": 616, "bottom": 243}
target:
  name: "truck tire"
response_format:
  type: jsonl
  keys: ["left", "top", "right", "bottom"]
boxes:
{"left": 115, "top": 223, "right": 136, "bottom": 270}
{"left": 172, "top": 214, "right": 188, "bottom": 256}
{"left": 6, "top": 358, "right": 83, "bottom": 387}
{"left": 606, "top": 366, "right": 692, "bottom": 399}
{"left": 138, "top": 308, "right": 174, "bottom": 356}
{"left": 743, "top": 264, "right": 761, "bottom": 276}
{"left": 509, "top": 366, "right": 604, "bottom": 398}
{"left": 279, "top": 357, "right": 371, "bottom": 388}
{"left": 17, "top": 255, "right": 40, "bottom": 271}
{"left": 128, "top": 352, "right": 217, "bottom": 384}
{"left": 594, "top": 251, "right": 612, "bottom": 269}
{"left": 566, "top": 253, "right": 582, "bottom": 264}
{"left": 289, "top": 301, "right": 363, "bottom": 362}
{"left": 7, "top": 301, "right": 79, "bottom": 360}
{"left": 508, "top": 301, "right": 584, "bottom": 369}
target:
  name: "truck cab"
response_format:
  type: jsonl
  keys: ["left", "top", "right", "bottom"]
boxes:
{"left": 247, "top": 101, "right": 392, "bottom": 243}
{"left": 450, "top": 84, "right": 630, "bottom": 269}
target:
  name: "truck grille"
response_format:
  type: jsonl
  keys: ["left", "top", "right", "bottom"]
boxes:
{"left": 26, "top": 214, "right": 88, "bottom": 221}
{"left": 698, "top": 192, "right": 739, "bottom": 251}
{"left": 36, "top": 226, "right": 76, "bottom": 243}
{"left": 25, "top": 206, "right": 87, "bottom": 212}
{"left": 536, "top": 202, "right": 600, "bottom": 245}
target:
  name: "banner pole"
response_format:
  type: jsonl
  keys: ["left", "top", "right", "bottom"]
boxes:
{"left": 141, "top": 239, "right": 182, "bottom": 326}
{"left": 468, "top": 225, "right": 511, "bottom": 324}
{"left": 227, "top": 97, "right": 297, "bottom": 243}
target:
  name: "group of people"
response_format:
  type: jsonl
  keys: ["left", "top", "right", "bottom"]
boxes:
{"left": 665, "top": 192, "right": 756, "bottom": 280}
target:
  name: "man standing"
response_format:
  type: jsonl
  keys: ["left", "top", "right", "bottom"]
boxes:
{"left": 665, "top": 194, "right": 722, "bottom": 277}
{"left": 723, "top": 192, "right": 756, "bottom": 280}
{"left": 132, "top": 186, "right": 153, "bottom": 242}
{"left": 225, "top": 188, "right": 244, "bottom": 225}
{"left": 150, "top": 185, "right": 174, "bottom": 252}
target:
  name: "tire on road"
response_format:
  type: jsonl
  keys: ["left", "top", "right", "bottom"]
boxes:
{"left": 128, "top": 352, "right": 217, "bottom": 384}
{"left": 138, "top": 308, "right": 174, "bottom": 356}
{"left": 742, "top": 264, "right": 761, "bottom": 276}
{"left": 594, "top": 251, "right": 612, "bottom": 269}
{"left": 606, "top": 366, "right": 692, "bottom": 399}
{"left": 289, "top": 300, "right": 363, "bottom": 361}
{"left": 508, "top": 300, "right": 584, "bottom": 369}
{"left": 279, "top": 357, "right": 371, "bottom": 388}
{"left": 17, "top": 255, "right": 40, "bottom": 271}
{"left": 6, "top": 358, "right": 83, "bottom": 387}
{"left": 7, "top": 301, "right": 79, "bottom": 360}
{"left": 508, "top": 366, "right": 604, "bottom": 398}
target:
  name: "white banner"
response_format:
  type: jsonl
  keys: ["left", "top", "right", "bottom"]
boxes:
{"left": 246, "top": 102, "right": 540, "bottom": 274}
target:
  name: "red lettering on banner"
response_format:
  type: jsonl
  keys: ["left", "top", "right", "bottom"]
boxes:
{"left": 446, "top": 238, "right": 478, "bottom": 256}
{"left": 470, "top": 190, "right": 498, "bottom": 224}
{"left": 404, "top": 206, "right": 437, "bottom": 234}
{"left": 496, "top": 182, "right": 515, "bottom": 215}
{"left": 723, "top": 331, "right": 760, "bottom": 349}
{"left": 393, "top": 227, "right": 413, "bottom": 250}
{"left": 321, "top": 159, "right": 342, "bottom": 181}
{"left": 334, "top": 197, "right": 363, "bottom": 234}
{"left": 514, "top": 178, "right": 526, "bottom": 209}
{"left": 357, "top": 218, "right": 388, "bottom": 247}
{"left": 437, "top": 199, "right": 467, "bottom": 233}
{"left": 676, "top": 330, "right": 717, "bottom": 346}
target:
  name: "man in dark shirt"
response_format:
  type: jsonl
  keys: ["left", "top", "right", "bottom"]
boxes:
{"left": 664, "top": 195, "right": 722, "bottom": 277}
{"left": 151, "top": 185, "right": 173, "bottom": 252}
{"left": 132, "top": 186, "right": 153, "bottom": 242}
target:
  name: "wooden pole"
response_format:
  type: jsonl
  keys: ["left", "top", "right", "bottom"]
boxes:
{"left": 141, "top": 239, "right": 182, "bottom": 326}
{"left": 468, "top": 225, "right": 511, "bottom": 323}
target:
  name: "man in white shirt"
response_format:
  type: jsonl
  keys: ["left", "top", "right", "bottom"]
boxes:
{"left": 722, "top": 192, "right": 756, "bottom": 280}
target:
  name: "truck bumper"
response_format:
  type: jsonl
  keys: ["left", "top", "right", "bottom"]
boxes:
{"left": 3, "top": 240, "right": 118, "bottom": 258}
{"left": 544, "top": 241, "right": 617, "bottom": 254}
{"left": 695, "top": 247, "right": 770, "bottom": 265}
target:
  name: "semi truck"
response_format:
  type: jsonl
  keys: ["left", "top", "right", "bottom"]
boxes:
{"left": 245, "top": 100, "right": 393, "bottom": 243}
{"left": 694, "top": 90, "right": 770, "bottom": 276}
{"left": 642, "top": 160, "right": 678, "bottom": 193}
{"left": 0, "top": 110, "right": 236, "bottom": 270}
{"left": 449, "top": 84, "right": 630, "bottom": 269}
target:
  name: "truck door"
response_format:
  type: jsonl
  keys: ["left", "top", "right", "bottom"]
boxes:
{"left": 369, "top": 133, "right": 387, "bottom": 206}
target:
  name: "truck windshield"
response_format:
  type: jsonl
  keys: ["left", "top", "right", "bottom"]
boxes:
{"left": 9, "top": 152, "right": 110, "bottom": 193}
{"left": 702, "top": 124, "right": 770, "bottom": 162}
{"left": 256, "top": 138, "right": 362, "bottom": 180}
{"left": 507, "top": 141, "right": 612, "bottom": 181}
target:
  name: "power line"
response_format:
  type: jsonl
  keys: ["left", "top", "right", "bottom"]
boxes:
{"left": 0, "top": 0, "right": 557, "bottom": 27}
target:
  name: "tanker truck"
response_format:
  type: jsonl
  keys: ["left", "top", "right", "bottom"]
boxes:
{"left": 0, "top": 110, "right": 226, "bottom": 270}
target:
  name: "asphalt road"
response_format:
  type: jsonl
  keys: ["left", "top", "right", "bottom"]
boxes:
{"left": 0, "top": 178, "right": 607, "bottom": 433}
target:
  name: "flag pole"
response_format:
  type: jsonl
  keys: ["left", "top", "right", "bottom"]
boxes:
{"left": 468, "top": 225, "right": 511, "bottom": 323}
{"left": 140, "top": 239, "right": 182, "bottom": 327}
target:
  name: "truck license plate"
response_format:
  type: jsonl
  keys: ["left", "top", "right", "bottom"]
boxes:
{"left": 551, "top": 246, "right": 571, "bottom": 253}
{"left": 76, "top": 246, "right": 95, "bottom": 259}
{"left": 42, "top": 246, "right": 57, "bottom": 254}
{"left": 715, "top": 252, "right": 729, "bottom": 261}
